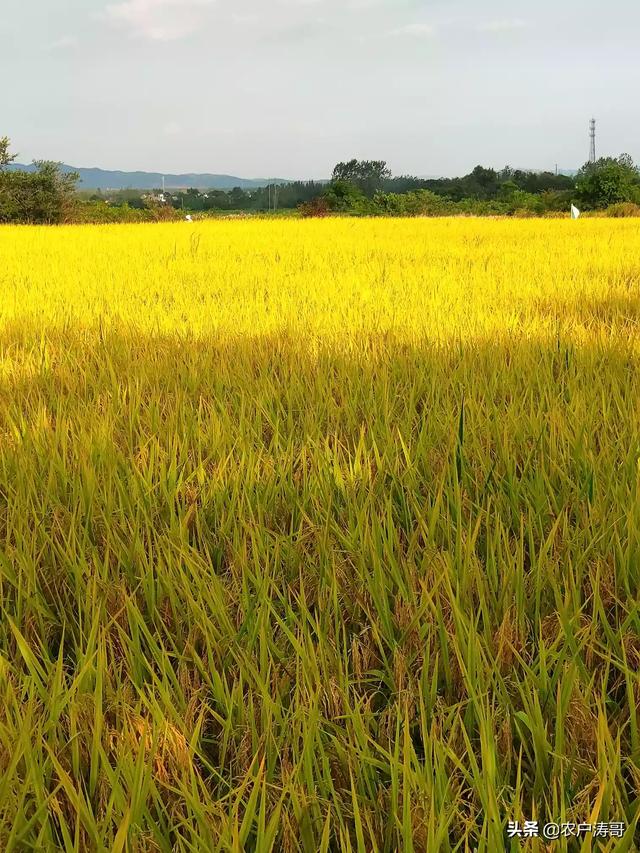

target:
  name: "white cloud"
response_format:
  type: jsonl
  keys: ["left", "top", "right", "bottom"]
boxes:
{"left": 48, "top": 35, "right": 78, "bottom": 50}
{"left": 163, "top": 121, "right": 183, "bottom": 136}
{"left": 231, "top": 13, "right": 261, "bottom": 27}
{"left": 104, "top": 0, "right": 216, "bottom": 41}
{"left": 388, "top": 23, "right": 435, "bottom": 38}
{"left": 478, "top": 19, "right": 528, "bottom": 32}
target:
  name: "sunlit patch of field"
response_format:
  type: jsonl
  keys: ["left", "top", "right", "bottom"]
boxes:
{"left": 0, "top": 218, "right": 639, "bottom": 850}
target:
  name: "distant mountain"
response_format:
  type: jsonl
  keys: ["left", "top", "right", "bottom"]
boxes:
{"left": 7, "top": 163, "right": 289, "bottom": 191}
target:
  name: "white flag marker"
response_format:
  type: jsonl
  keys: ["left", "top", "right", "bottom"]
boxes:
{"left": 571, "top": 205, "right": 581, "bottom": 220}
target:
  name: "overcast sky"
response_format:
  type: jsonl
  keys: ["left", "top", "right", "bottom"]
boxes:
{"left": 2, "top": 0, "right": 639, "bottom": 179}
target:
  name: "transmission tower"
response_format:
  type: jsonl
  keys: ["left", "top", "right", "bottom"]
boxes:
{"left": 589, "top": 118, "right": 596, "bottom": 164}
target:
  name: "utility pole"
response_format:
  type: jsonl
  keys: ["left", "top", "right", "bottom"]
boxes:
{"left": 589, "top": 118, "right": 597, "bottom": 164}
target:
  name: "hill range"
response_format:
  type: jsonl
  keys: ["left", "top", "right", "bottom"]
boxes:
{"left": 8, "top": 163, "right": 289, "bottom": 191}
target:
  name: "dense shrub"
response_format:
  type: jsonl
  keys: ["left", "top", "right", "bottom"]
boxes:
{"left": 70, "top": 200, "right": 182, "bottom": 224}
{"left": 72, "top": 202, "right": 149, "bottom": 224}
{"left": 374, "top": 189, "right": 456, "bottom": 216}
{"left": 605, "top": 202, "right": 640, "bottom": 218}
{"left": 298, "top": 197, "right": 331, "bottom": 218}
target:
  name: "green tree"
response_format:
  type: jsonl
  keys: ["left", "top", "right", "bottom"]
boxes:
{"left": 323, "top": 179, "right": 370, "bottom": 213}
{"left": 331, "top": 159, "right": 391, "bottom": 197}
{"left": 0, "top": 136, "right": 17, "bottom": 169}
{"left": 29, "top": 161, "right": 79, "bottom": 222}
{"left": 0, "top": 139, "right": 79, "bottom": 223}
{"left": 464, "top": 166, "right": 500, "bottom": 200}
{"left": 576, "top": 154, "right": 640, "bottom": 209}
{"left": 498, "top": 180, "right": 519, "bottom": 200}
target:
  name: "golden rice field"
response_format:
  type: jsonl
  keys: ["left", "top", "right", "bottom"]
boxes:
{"left": 1, "top": 217, "right": 640, "bottom": 851}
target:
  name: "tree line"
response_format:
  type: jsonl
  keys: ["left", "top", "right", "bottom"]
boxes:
{"left": 300, "top": 157, "right": 640, "bottom": 217}
{"left": 2, "top": 134, "right": 640, "bottom": 224}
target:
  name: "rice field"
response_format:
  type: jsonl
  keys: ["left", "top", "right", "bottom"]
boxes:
{"left": 1, "top": 217, "right": 640, "bottom": 851}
